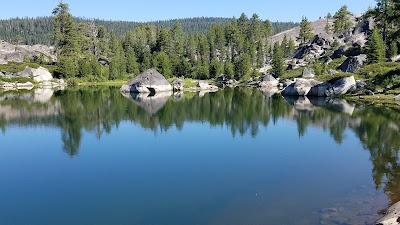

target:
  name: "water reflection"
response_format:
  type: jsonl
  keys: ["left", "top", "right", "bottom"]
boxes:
{"left": 1, "top": 87, "right": 400, "bottom": 208}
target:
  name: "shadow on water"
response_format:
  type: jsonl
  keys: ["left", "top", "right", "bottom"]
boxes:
{"left": 1, "top": 86, "right": 400, "bottom": 211}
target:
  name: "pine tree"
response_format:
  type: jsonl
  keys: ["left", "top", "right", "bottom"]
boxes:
{"left": 281, "top": 34, "right": 289, "bottom": 57}
{"left": 325, "top": 16, "right": 332, "bottom": 35}
{"left": 52, "top": 2, "right": 79, "bottom": 56}
{"left": 288, "top": 38, "right": 295, "bottom": 56}
{"left": 256, "top": 41, "right": 264, "bottom": 68}
{"left": 299, "top": 16, "right": 313, "bottom": 45}
{"left": 234, "top": 53, "right": 251, "bottom": 80}
{"left": 333, "top": 5, "right": 352, "bottom": 33}
{"left": 224, "top": 60, "right": 235, "bottom": 80}
{"left": 389, "top": 41, "right": 398, "bottom": 57}
{"left": 367, "top": 28, "right": 386, "bottom": 64}
{"left": 272, "top": 42, "right": 284, "bottom": 77}
{"left": 209, "top": 59, "right": 223, "bottom": 78}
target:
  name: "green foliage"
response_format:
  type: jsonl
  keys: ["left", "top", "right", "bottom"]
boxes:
{"left": 367, "top": 28, "right": 386, "bottom": 64}
{"left": 272, "top": 42, "right": 284, "bottom": 77}
{"left": 312, "top": 62, "right": 327, "bottom": 76}
{"left": 299, "top": 16, "right": 313, "bottom": 44}
{"left": 152, "top": 51, "right": 172, "bottom": 78}
{"left": 209, "top": 59, "right": 223, "bottom": 78}
{"left": 42, "top": 2, "right": 300, "bottom": 82}
{"left": 324, "top": 18, "right": 332, "bottom": 35}
{"left": 234, "top": 53, "right": 251, "bottom": 80}
{"left": 316, "top": 72, "right": 353, "bottom": 83}
{"left": 0, "top": 62, "right": 40, "bottom": 73}
{"left": 333, "top": 5, "right": 353, "bottom": 33}
{"left": 0, "top": 76, "right": 34, "bottom": 84}
{"left": 224, "top": 61, "right": 235, "bottom": 80}
{"left": 389, "top": 41, "right": 398, "bottom": 57}
{"left": 281, "top": 67, "right": 303, "bottom": 80}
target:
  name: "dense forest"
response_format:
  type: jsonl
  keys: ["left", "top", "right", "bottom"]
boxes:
{"left": 0, "top": 16, "right": 298, "bottom": 46}
{"left": 38, "top": 2, "right": 301, "bottom": 82}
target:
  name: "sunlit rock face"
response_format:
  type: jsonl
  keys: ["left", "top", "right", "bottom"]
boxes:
{"left": 120, "top": 69, "right": 172, "bottom": 94}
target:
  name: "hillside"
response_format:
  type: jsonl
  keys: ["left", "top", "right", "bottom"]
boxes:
{"left": 0, "top": 16, "right": 298, "bottom": 45}
{"left": 269, "top": 14, "right": 362, "bottom": 45}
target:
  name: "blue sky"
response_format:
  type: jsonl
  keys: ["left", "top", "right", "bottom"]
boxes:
{"left": 2, "top": 0, "right": 376, "bottom": 22}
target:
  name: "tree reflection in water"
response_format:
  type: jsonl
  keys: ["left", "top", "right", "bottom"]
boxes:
{"left": 0, "top": 86, "right": 400, "bottom": 207}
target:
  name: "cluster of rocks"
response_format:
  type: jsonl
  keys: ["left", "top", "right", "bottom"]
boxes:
{"left": 121, "top": 68, "right": 220, "bottom": 96}
{"left": 285, "top": 14, "right": 371, "bottom": 74}
{"left": 0, "top": 41, "right": 56, "bottom": 64}
{"left": 255, "top": 73, "right": 357, "bottom": 97}
{"left": 1, "top": 66, "right": 66, "bottom": 91}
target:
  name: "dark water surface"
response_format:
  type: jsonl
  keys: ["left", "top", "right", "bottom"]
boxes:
{"left": 0, "top": 87, "right": 399, "bottom": 225}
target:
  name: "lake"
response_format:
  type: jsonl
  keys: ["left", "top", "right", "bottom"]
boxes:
{"left": 0, "top": 87, "right": 399, "bottom": 225}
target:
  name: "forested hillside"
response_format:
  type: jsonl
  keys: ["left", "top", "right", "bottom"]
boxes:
{"left": 0, "top": 16, "right": 298, "bottom": 45}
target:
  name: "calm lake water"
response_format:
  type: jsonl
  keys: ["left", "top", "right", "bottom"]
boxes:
{"left": 0, "top": 87, "right": 399, "bottom": 225}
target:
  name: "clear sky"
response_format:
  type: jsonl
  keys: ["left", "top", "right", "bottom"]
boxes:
{"left": 1, "top": 0, "right": 376, "bottom": 22}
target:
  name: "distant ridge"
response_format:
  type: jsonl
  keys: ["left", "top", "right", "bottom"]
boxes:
{"left": 0, "top": 16, "right": 298, "bottom": 45}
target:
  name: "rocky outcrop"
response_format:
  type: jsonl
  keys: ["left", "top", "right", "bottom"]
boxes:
{"left": 282, "top": 78, "right": 322, "bottom": 96}
{"left": 302, "top": 67, "right": 315, "bottom": 78}
{"left": 14, "top": 66, "right": 53, "bottom": 82}
{"left": 332, "top": 48, "right": 345, "bottom": 59}
{"left": 375, "top": 201, "right": 400, "bottom": 225}
{"left": 0, "top": 41, "right": 56, "bottom": 63}
{"left": 326, "top": 76, "right": 356, "bottom": 96}
{"left": 172, "top": 78, "right": 184, "bottom": 91}
{"left": 339, "top": 55, "right": 366, "bottom": 73}
{"left": 282, "top": 76, "right": 356, "bottom": 97}
{"left": 120, "top": 68, "right": 173, "bottom": 93}
{"left": 258, "top": 74, "right": 279, "bottom": 88}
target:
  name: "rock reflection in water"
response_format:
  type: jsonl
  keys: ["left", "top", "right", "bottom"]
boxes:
{"left": 284, "top": 95, "right": 355, "bottom": 115}
{"left": 121, "top": 91, "right": 172, "bottom": 115}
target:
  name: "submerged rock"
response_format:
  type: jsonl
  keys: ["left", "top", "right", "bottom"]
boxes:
{"left": 120, "top": 68, "right": 172, "bottom": 93}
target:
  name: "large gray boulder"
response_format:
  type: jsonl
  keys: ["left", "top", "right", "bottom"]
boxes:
{"left": 282, "top": 78, "right": 321, "bottom": 96}
{"left": 302, "top": 67, "right": 315, "bottom": 78}
{"left": 308, "top": 83, "right": 333, "bottom": 97}
{"left": 326, "top": 76, "right": 356, "bottom": 96}
{"left": 376, "top": 201, "right": 400, "bottom": 225}
{"left": 14, "top": 66, "right": 53, "bottom": 82}
{"left": 259, "top": 74, "right": 279, "bottom": 88}
{"left": 32, "top": 67, "right": 53, "bottom": 82}
{"left": 120, "top": 68, "right": 173, "bottom": 93}
{"left": 339, "top": 55, "right": 366, "bottom": 73}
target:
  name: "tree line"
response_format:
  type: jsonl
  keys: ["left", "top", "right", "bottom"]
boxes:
{"left": 50, "top": 2, "right": 300, "bottom": 81}
{"left": 0, "top": 16, "right": 298, "bottom": 46}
